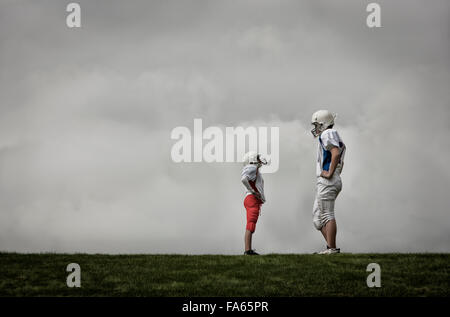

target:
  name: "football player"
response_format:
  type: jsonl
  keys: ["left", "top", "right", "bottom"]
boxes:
{"left": 241, "top": 151, "right": 266, "bottom": 255}
{"left": 311, "top": 110, "right": 346, "bottom": 254}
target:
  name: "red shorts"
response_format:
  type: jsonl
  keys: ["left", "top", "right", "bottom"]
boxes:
{"left": 244, "top": 194, "right": 261, "bottom": 233}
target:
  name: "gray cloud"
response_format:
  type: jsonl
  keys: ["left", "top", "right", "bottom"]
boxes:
{"left": 0, "top": 0, "right": 449, "bottom": 253}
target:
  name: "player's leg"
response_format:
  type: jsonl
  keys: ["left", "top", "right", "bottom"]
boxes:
{"left": 244, "top": 195, "right": 260, "bottom": 255}
{"left": 315, "top": 175, "right": 342, "bottom": 253}
{"left": 320, "top": 226, "right": 328, "bottom": 246}
{"left": 245, "top": 229, "right": 252, "bottom": 251}
{"left": 327, "top": 175, "right": 342, "bottom": 251}
{"left": 320, "top": 200, "right": 336, "bottom": 249}
{"left": 314, "top": 195, "right": 340, "bottom": 253}
{"left": 319, "top": 219, "right": 335, "bottom": 249}
{"left": 325, "top": 219, "right": 337, "bottom": 249}
{"left": 314, "top": 197, "right": 331, "bottom": 249}
{"left": 313, "top": 196, "right": 327, "bottom": 241}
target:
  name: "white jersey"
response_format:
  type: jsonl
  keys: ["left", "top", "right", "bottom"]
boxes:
{"left": 316, "top": 129, "right": 346, "bottom": 177}
{"left": 241, "top": 164, "right": 265, "bottom": 202}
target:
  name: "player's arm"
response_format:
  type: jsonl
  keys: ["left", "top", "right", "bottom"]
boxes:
{"left": 241, "top": 175, "right": 262, "bottom": 200}
{"left": 320, "top": 146, "right": 340, "bottom": 179}
{"left": 241, "top": 175, "right": 254, "bottom": 193}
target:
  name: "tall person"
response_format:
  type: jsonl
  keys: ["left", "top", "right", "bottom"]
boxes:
{"left": 241, "top": 151, "right": 267, "bottom": 255}
{"left": 310, "top": 110, "right": 346, "bottom": 254}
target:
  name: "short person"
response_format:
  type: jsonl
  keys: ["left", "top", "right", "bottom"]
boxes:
{"left": 241, "top": 151, "right": 267, "bottom": 255}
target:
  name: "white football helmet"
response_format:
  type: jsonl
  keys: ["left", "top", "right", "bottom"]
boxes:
{"left": 311, "top": 110, "right": 336, "bottom": 137}
{"left": 243, "top": 151, "right": 267, "bottom": 166}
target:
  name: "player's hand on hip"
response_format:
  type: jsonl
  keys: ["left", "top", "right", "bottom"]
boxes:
{"left": 253, "top": 192, "right": 263, "bottom": 202}
{"left": 320, "top": 170, "right": 332, "bottom": 179}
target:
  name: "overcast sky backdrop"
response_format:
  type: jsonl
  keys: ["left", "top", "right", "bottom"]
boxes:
{"left": 0, "top": 0, "right": 449, "bottom": 253}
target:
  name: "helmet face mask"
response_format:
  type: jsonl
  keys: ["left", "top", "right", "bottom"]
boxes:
{"left": 257, "top": 154, "right": 267, "bottom": 165}
{"left": 243, "top": 151, "right": 267, "bottom": 166}
{"left": 311, "top": 122, "right": 323, "bottom": 138}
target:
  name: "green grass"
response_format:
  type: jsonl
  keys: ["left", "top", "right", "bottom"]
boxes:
{"left": 0, "top": 253, "right": 448, "bottom": 297}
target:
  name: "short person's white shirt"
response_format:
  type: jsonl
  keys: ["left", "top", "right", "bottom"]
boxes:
{"left": 241, "top": 164, "right": 265, "bottom": 202}
{"left": 316, "top": 129, "right": 346, "bottom": 177}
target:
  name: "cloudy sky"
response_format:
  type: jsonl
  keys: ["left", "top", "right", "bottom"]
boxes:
{"left": 0, "top": 0, "right": 449, "bottom": 254}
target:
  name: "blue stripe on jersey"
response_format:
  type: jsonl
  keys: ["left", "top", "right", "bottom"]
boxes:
{"left": 322, "top": 148, "right": 331, "bottom": 171}
{"left": 319, "top": 135, "right": 332, "bottom": 171}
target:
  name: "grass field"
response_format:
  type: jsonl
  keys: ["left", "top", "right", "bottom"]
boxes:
{"left": 0, "top": 253, "right": 448, "bottom": 297}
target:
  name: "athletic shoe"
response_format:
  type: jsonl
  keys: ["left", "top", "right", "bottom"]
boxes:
{"left": 244, "top": 249, "right": 260, "bottom": 255}
{"left": 317, "top": 248, "right": 340, "bottom": 255}
{"left": 313, "top": 245, "right": 329, "bottom": 254}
